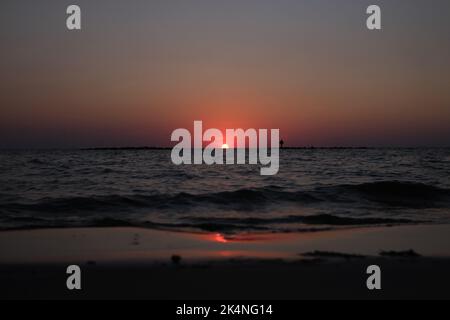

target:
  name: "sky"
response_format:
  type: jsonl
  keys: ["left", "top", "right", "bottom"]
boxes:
{"left": 1, "top": 0, "right": 450, "bottom": 148}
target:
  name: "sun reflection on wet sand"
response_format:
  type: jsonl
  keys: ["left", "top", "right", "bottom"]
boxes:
{"left": 213, "top": 233, "right": 228, "bottom": 243}
{"left": 200, "top": 232, "right": 292, "bottom": 244}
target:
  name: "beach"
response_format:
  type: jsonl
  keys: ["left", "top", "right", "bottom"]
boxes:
{"left": 1, "top": 149, "right": 450, "bottom": 299}
{"left": 2, "top": 224, "right": 450, "bottom": 299}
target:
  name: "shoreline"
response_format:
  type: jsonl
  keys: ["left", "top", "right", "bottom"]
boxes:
{"left": 2, "top": 224, "right": 450, "bottom": 299}
{"left": 1, "top": 223, "right": 450, "bottom": 264}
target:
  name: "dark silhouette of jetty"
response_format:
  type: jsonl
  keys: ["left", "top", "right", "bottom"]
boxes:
{"left": 81, "top": 146, "right": 372, "bottom": 151}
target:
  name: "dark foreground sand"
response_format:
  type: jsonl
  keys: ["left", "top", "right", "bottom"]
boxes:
{"left": 1, "top": 225, "right": 450, "bottom": 299}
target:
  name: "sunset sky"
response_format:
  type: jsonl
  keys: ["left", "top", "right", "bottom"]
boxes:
{"left": 1, "top": 0, "right": 450, "bottom": 148}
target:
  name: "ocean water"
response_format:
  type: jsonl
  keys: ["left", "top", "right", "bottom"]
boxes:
{"left": 0, "top": 148, "right": 450, "bottom": 233}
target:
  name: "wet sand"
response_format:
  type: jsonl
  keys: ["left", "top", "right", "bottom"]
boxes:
{"left": 1, "top": 224, "right": 450, "bottom": 299}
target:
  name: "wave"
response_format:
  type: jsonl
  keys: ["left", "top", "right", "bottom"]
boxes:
{"left": 322, "top": 181, "right": 450, "bottom": 208}
{"left": 176, "top": 214, "right": 417, "bottom": 232}
{"left": 0, "top": 186, "right": 321, "bottom": 214}
{"left": 1, "top": 181, "right": 448, "bottom": 231}
{"left": 2, "top": 181, "right": 449, "bottom": 214}
{"left": 182, "top": 214, "right": 415, "bottom": 226}
{"left": 0, "top": 214, "right": 418, "bottom": 233}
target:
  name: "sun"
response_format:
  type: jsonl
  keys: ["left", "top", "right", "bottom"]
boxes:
{"left": 221, "top": 144, "right": 229, "bottom": 149}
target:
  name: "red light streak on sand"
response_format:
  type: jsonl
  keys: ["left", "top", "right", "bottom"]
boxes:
{"left": 213, "top": 233, "right": 228, "bottom": 243}
{"left": 201, "top": 232, "right": 290, "bottom": 244}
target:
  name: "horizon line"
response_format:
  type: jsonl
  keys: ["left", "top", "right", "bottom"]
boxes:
{"left": 1, "top": 146, "right": 450, "bottom": 151}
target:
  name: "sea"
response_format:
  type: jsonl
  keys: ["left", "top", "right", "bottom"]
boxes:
{"left": 1, "top": 148, "right": 450, "bottom": 233}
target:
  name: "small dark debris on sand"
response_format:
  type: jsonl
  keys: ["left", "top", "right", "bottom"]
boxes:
{"left": 171, "top": 255, "right": 182, "bottom": 265}
{"left": 379, "top": 250, "right": 421, "bottom": 258}
{"left": 131, "top": 233, "right": 140, "bottom": 246}
{"left": 301, "top": 251, "right": 366, "bottom": 260}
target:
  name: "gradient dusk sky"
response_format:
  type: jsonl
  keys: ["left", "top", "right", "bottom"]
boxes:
{"left": 1, "top": 0, "right": 450, "bottom": 148}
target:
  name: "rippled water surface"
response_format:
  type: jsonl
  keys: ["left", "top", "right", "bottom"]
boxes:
{"left": 1, "top": 148, "right": 450, "bottom": 233}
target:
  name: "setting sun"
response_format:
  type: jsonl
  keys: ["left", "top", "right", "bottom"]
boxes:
{"left": 221, "top": 144, "right": 229, "bottom": 149}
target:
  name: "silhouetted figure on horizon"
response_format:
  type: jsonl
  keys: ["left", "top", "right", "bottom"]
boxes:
{"left": 280, "top": 139, "right": 284, "bottom": 149}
